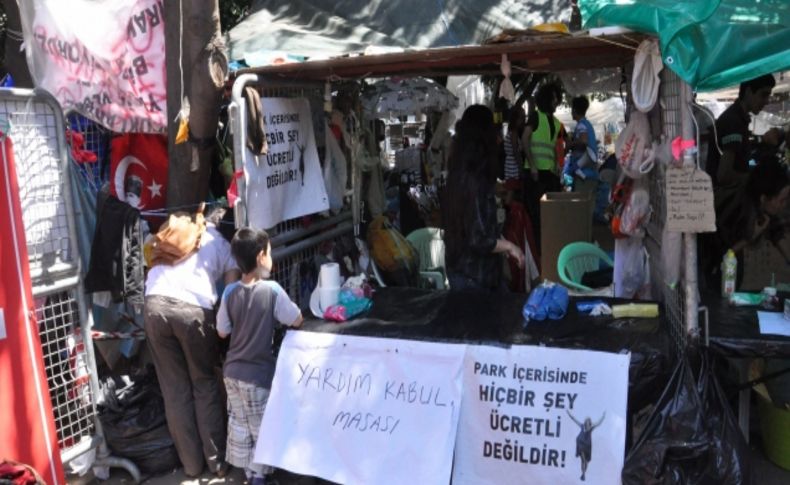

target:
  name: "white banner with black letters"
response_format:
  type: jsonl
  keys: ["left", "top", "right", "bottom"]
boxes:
{"left": 452, "top": 345, "right": 630, "bottom": 485}
{"left": 255, "top": 331, "right": 465, "bottom": 485}
{"left": 18, "top": 0, "right": 167, "bottom": 133}
{"left": 245, "top": 97, "right": 329, "bottom": 229}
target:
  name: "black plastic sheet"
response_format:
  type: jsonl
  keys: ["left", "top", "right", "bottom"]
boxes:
{"left": 303, "top": 287, "right": 674, "bottom": 418}
{"left": 98, "top": 369, "right": 180, "bottom": 475}
{"left": 702, "top": 292, "right": 790, "bottom": 357}
{"left": 622, "top": 350, "right": 750, "bottom": 484}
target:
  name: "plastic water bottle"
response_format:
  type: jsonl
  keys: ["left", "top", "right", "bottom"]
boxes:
{"left": 721, "top": 249, "right": 737, "bottom": 298}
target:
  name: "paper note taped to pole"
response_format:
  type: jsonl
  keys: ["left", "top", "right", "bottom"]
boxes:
{"left": 666, "top": 167, "right": 716, "bottom": 233}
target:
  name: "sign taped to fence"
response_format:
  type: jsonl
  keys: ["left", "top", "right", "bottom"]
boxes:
{"left": 244, "top": 97, "right": 329, "bottom": 229}
{"left": 666, "top": 167, "right": 716, "bottom": 233}
{"left": 452, "top": 345, "right": 630, "bottom": 485}
{"left": 18, "top": 0, "right": 167, "bottom": 133}
{"left": 255, "top": 331, "right": 465, "bottom": 485}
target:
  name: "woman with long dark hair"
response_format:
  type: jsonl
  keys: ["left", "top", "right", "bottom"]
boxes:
{"left": 442, "top": 105, "right": 524, "bottom": 290}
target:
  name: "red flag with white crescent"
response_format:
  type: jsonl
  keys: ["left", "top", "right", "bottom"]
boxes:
{"left": 110, "top": 134, "right": 168, "bottom": 210}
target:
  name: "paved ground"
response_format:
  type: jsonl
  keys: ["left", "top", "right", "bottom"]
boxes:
{"left": 69, "top": 464, "right": 333, "bottom": 485}
{"left": 69, "top": 440, "right": 788, "bottom": 485}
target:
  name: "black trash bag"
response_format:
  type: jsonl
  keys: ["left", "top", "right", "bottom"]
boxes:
{"left": 696, "top": 351, "right": 751, "bottom": 484}
{"left": 622, "top": 350, "right": 750, "bottom": 484}
{"left": 99, "top": 369, "right": 181, "bottom": 474}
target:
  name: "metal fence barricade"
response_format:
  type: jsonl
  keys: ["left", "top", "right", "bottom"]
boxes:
{"left": 0, "top": 88, "right": 140, "bottom": 482}
{"left": 229, "top": 77, "right": 356, "bottom": 301}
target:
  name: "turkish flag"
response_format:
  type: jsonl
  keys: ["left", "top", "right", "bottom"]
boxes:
{"left": 110, "top": 134, "right": 168, "bottom": 211}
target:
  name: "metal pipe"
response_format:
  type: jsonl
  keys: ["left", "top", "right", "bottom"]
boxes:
{"left": 31, "top": 274, "right": 80, "bottom": 297}
{"left": 229, "top": 73, "right": 259, "bottom": 228}
{"left": 680, "top": 80, "right": 700, "bottom": 341}
{"left": 272, "top": 221, "right": 354, "bottom": 261}
{"left": 270, "top": 211, "right": 352, "bottom": 248}
{"left": 94, "top": 455, "right": 141, "bottom": 484}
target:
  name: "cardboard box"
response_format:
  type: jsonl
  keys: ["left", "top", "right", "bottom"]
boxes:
{"left": 540, "top": 191, "right": 593, "bottom": 283}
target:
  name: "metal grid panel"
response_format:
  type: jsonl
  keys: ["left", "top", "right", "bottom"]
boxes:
{"left": 270, "top": 235, "right": 345, "bottom": 304}
{"left": 240, "top": 82, "right": 355, "bottom": 299}
{"left": 1, "top": 95, "right": 74, "bottom": 277}
{"left": 1, "top": 89, "right": 102, "bottom": 464}
{"left": 36, "top": 290, "right": 96, "bottom": 450}
{"left": 66, "top": 112, "right": 111, "bottom": 194}
{"left": 646, "top": 69, "right": 687, "bottom": 355}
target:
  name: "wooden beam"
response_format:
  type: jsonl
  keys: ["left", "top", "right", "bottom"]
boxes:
{"left": 239, "top": 34, "right": 641, "bottom": 81}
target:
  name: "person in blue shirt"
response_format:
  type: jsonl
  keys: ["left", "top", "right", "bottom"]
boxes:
{"left": 563, "top": 96, "right": 599, "bottom": 190}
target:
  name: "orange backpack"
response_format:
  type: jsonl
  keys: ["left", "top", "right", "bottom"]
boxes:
{"left": 150, "top": 203, "right": 207, "bottom": 266}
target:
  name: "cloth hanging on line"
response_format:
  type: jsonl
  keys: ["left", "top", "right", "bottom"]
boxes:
{"left": 84, "top": 188, "right": 144, "bottom": 307}
{"left": 243, "top": 87, "right": 268, "bottom": 156}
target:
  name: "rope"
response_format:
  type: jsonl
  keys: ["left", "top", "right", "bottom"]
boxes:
{"left": 91, "top": 329, "right": 146, "bottom": 341}
{"left": 175, "top": 0, "right": 185, "bottom": 122}
{"left": 590, "top": 35, "right": 639, "bottom": 52}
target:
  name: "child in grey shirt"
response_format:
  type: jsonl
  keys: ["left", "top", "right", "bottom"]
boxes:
{"left": 217, "top": 228, "right": 303, "bottom": 485}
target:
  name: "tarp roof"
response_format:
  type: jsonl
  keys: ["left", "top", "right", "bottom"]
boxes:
{"left": 228, "top": 0, "right": 572, "bottom": 65}
{"left": 581, "top": 0, "right": 790, "bottom": 91}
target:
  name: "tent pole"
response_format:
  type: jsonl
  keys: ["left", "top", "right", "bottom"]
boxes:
{"left": 229, "top": 73, "right": 260, "bottom": 228}
{"left": 680, "top": 81, "right": 700, "bottom": 342}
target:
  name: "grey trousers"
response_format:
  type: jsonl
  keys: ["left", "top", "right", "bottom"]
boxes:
{"left": 144, "top": 295, "right": 226, "bottom": 476}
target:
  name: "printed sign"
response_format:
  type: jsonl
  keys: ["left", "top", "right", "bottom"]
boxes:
{"left": 244, "top": 97, "right": 329, "bottom": 229}
{"left": 452, "top": 345, "right": 630, "bottom": 485}
{"left": 254, "top": 331, "right": 465, "bottom": 485}
{"left": 19, "top": 0, "right": 167, "bottom": 133}
{"left": 666, "top": 167, "right": 716, "bottom": 233}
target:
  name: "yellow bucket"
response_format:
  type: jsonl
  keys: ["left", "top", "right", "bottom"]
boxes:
{"left": 756, "top": 386, "right": 790, "bottom": 470}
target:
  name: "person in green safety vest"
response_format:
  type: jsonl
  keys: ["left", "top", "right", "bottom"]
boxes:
{"left": 522, "top": 82, "right": 565, "bottom": 252}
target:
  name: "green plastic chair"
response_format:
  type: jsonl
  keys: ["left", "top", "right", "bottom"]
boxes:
{"left": 406, "top": 227, "right": 447, "bottom": 289}
{"left": 557, "top": 242, "right": 614, "bottom": 292}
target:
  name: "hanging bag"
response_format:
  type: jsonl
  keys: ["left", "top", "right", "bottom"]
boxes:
{"left": 150, "top": 203, "right": 207, "bottom": 266}
{"left": 615, "top": 111, "right": 655, "bottom": 178}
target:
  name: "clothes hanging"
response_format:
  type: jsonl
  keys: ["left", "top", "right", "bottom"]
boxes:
{"left": 84, "top": 188, "right": 144, "bottom": 307}
{"left": 243, "top": 87, "right": 268, "bottom": 155}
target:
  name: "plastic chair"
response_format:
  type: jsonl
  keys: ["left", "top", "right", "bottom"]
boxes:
{"left": 557, "top": 242, "right": 614, "bottom": 292}
{"left": 406, "top": 227, "right": 447, "bottom": 289}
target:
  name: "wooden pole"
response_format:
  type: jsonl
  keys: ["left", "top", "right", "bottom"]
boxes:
{"left": 164, "top": 0, "right": 227, "bottom": 209}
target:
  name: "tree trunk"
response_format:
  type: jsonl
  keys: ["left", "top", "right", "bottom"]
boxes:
{"left": 3, "top": 0, "right": 33, "bottom": 88}
{"left": 164, "top": 0, "right": 227, "bottom": 209}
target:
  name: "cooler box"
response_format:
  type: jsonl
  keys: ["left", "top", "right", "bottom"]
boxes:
{"left": 540, "top": 191, "right": 593, "bottom": 283}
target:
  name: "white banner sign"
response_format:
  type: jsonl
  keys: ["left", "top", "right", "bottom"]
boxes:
{"left": 452, "top": 345, "right": 630, "bottom": 485}
{"left": 19, "top": 0, "right": 167, "bottom": 133}
{"left": 245, "top": 97, "right": 329, "bottom": 229}
{"left": 255, "top": 331, "right": 465, "bottom": 485}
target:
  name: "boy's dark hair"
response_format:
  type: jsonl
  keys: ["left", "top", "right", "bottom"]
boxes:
{"left": 571, "top": 96, "right": 590, "bottom": 116}
{"left": 738, "top": 74, "right": 776, "bottom": 99}
{"left": 231, "top": 227, "right": 270, "bottom": 274}
{"left": 535, "top": 83, "right": 559, "bottom": 113}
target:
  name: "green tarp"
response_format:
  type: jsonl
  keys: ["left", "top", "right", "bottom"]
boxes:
{"left": 581, "top": 0, "right": 790, "bottom": 91}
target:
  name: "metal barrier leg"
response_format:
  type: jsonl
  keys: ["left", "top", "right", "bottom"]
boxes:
{"left": 736, "top": 358, "right": 751, "bottom": 443}
{"left": 93, "top": 442, "right": 141, "bottom": 483}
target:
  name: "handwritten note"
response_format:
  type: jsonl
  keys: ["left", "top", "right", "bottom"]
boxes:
{"left": 666, "top": 167, "right": 716, "bottom": 233}
{"left": 255, "top": 332, "right": 465, "bottom": 485}
{"left": 757, "top": 311, "right": 790, "bottom": 337}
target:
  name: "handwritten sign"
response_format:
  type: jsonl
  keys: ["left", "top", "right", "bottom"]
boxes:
{"left": 666, "top": 167, "right": 716, "bottom": 232}
{"left": 452, "top": 345, "right": 630, "bottom": 485}
{"left": 244, "top": 97, "right": 329, "bottom": 229}
{"left": 19, "top": 0, "right": 167, "bottom": 133}
{"left": 255, "top": 331, "right": 465, "bottom": 485}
